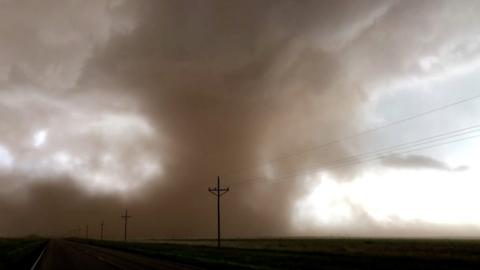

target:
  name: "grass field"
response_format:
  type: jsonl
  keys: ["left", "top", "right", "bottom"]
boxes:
{"left": 73, "top": 237, "right": 480, "bottom": 269}
{"left": 0, "top": 237, "right": 47, "bottom": 269}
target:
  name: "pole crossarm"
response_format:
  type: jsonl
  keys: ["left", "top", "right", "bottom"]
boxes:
{"left": 208, "top": 187, "right": 230, "bottom": 196}
{"left": 208, "top": 176, "right": 229, "bottom": 248}
{"left": 121, "top": 209, "right": 132, "bottom": 241}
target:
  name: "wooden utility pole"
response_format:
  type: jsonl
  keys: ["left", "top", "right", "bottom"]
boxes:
{"left": 208, "top": 176, "right": 229, "bottom": 248}
{"left": 100, "top": 221, "right": 104, "bottom": 240}
{"left": 121, "top": 209, "right": 131, "bottom": 242}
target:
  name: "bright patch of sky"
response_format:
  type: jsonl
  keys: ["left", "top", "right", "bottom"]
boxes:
{"left": 366, "top": 61, "right": 480, "bottom": 166}
{"left": 294, "top": 168, "right": 480, "bottom": 234}
{"left": 0, "top": 90, "right": 162, "bottom": 194}
{"left": 33, "top": 129, "right": 48, "bottom": 148}
{"left": 296, "top": 43, "right": 480, "bottom": 233}
{"left": 0, "top": 145, "right": 14, "bottom": 168}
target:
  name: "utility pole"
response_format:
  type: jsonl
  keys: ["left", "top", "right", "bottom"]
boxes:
{"left": 121, "top": 209, "right": 131, "bottom": 242}
{"left": 100, "top": 221, "right": 104, "bottom": 240}
{"left": 86, "top": 225, "right": 89, "bottom": 239}
{"left": 208, "top": 176, "right": 229, "bottom": 248}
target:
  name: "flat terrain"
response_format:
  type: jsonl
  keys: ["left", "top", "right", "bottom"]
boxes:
{"left": 36, "top": 239, "right": 203, "bottom": 270}
{"left": 76, "top": 238, "right": 480, "bottom": 270}
{"left": 3, "top": 237, "right": 480, "bottom": 269}
{"left": 0, "top": 237, "right": 46, "bottom": 269}
{"left": 141, "top": 237, "right": 480, "bottom": 255}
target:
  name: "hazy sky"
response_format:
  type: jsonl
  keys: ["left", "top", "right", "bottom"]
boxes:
{"left": 1, "top": 0, "right": 480, "bottom": 239}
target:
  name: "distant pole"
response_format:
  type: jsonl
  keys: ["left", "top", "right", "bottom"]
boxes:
{"left": 121, "top": 209, "right": 131, "bottom": 241}
{"left": 86, "top": 225, "right": 89, "bottom": 239}
{"left": 100, "top": 221, "right": 104, "bottom": 240}
{"left": 208, "top": 176, "right": 229, "bottom": 248}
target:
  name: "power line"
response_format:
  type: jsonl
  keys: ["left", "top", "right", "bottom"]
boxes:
{"left": 308, "top": 125, "right": 480, "bottom": 170}
{"left": 218, "top": 93, "right": 480, "bottom": 179}
{"left": 226, "top": 127, "right": 480, "bottom": 186}
{"left": 227, "top": 124, "right": 480, "bottom": 182}
{"left": 347, "top": 125, "right": 480, "bottom": 159}
{"left": 227, "top": 124, "right": 480, "bottom": 184}
{"left": 320, "top": 133, "right": 480, "bottom": 173}
{"left": 182, "top": 124, "right": 480, "bottom": 192}
{"left": 154, "top": 93, "right": 480, "bottom": 193}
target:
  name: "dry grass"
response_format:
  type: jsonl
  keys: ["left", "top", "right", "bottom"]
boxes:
{"left": 75, "top": 237, "right": 480, "bottom": 269}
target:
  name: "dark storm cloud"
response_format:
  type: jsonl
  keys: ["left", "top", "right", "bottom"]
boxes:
{"left": 382, "top": 154, "right": 469, "bottom": 172}
{"left": 76, "top": 0, "right": 480, "bottom": 238}
{"left": 2, "top": 0, "right": 480, "bottom": 238}
{"left": 76, "top": 0, "right": 393, "bottom": 237}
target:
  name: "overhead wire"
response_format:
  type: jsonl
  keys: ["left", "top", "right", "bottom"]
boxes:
{"left": 172, "top": 92, "right": 480, "bottom": 188}
{"left": 216, "top": 93, "right": 480, "bottom": 181}
{"left": 224, "top": 124, "right": 480, "bottom": 181}
{"left": 225, "top": 124, "right": 480, "bottom": 186}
